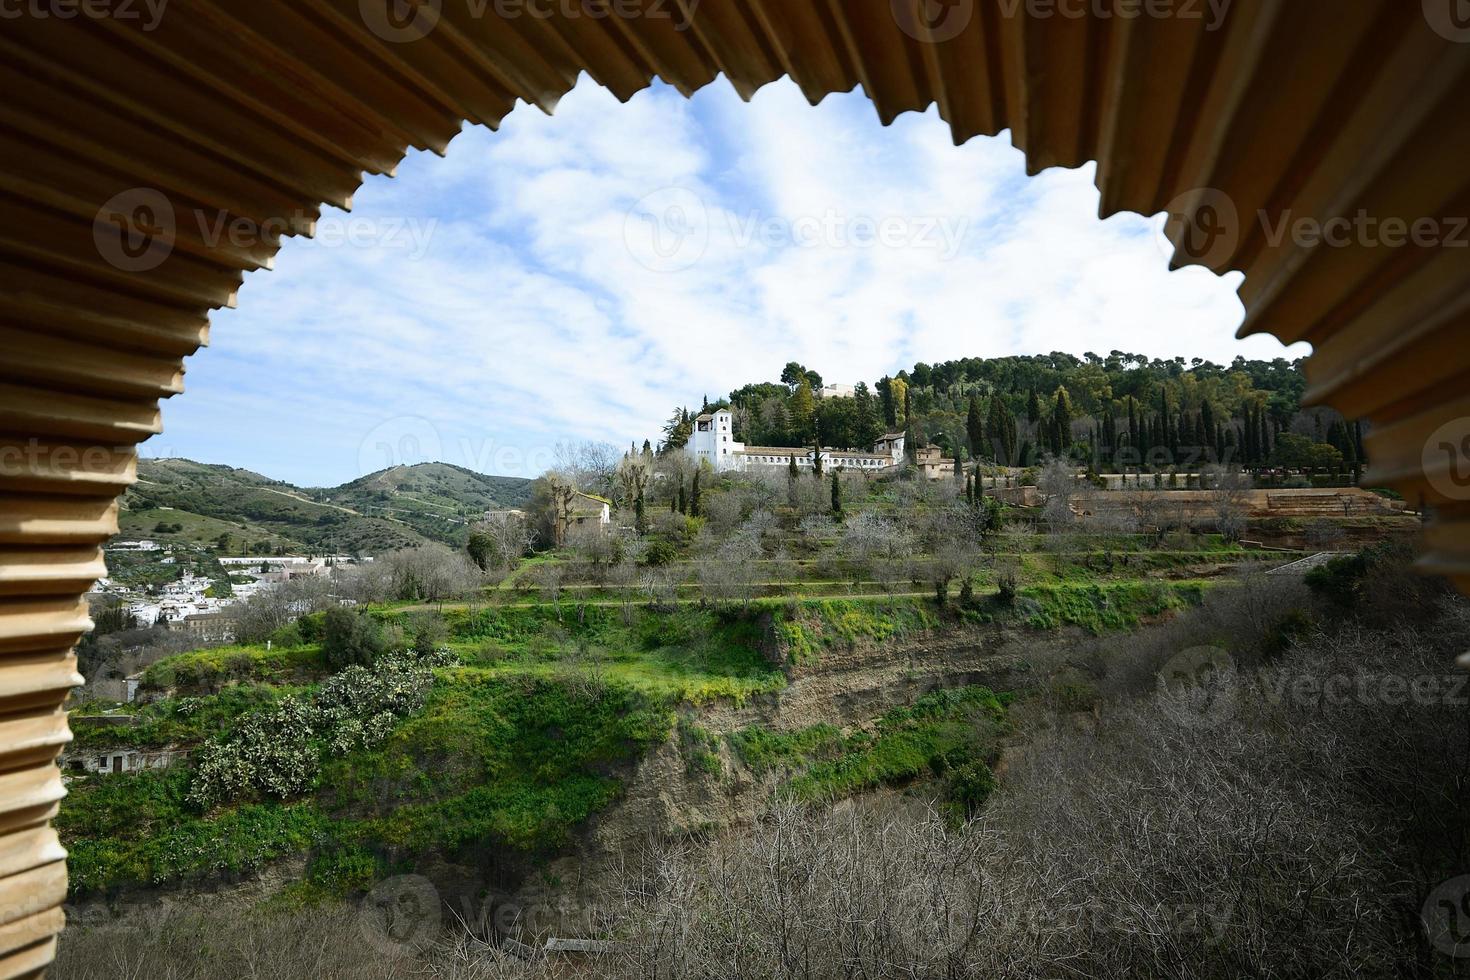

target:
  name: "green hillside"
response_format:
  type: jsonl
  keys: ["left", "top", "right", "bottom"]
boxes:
{"left": 119, "top": 460, "right": 533, "bottom": 555}
{"left": 317, "top": 463, "right": 533, "bottom": 545}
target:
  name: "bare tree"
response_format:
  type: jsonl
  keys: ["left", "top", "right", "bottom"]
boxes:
{"left": 543, "top": 471, "right": 578, "bottom": 547}
{"left": 1203, "top": 464, "right": 1252, "bottom": 542}
{"left": 697, "top": 532, "right": 762, "bottom": 608}
{"left": 528, "top": 563, "right": 564, "bottom": 620}
{"left": 615, "top": 450, "right": 653, "bottom": 516}
{"left": 226, "top": 575, "right": 337, "bottom": 644}
{"left": 468, "top": 511, "right": 532, "bottom": 573}
{"left": 1039, "top": 456, "right": 1079, "bottom": 529}
{"left": 554, "top": 440, "right": 620, "bottom": 499}
{"left": 841, "top": 511, "right": 912, "bottom": 598}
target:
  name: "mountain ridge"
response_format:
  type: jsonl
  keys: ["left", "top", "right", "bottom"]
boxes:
{"left": 120, "top": 458, "right": 534, "bottom": 555}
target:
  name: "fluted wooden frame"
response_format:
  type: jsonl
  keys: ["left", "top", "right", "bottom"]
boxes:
{"left": 3, "top": 1, "right": 1469, "bottom": 974}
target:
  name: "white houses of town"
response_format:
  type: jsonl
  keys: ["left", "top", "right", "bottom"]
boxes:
{"left": 688, "top": 408, "right": 906, "bottom": 475}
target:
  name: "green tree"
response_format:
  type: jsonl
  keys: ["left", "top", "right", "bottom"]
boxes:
{"left": 830, "top": 470, "right": 842, "bottom": 515}
{"left": 966, "top": 395, "right": 984, "bottom": 458}
{"left": 789, "top": 378, "right": 817, "bottom": 442}
{"left": 853, "top": 382, "right": 883, "bottom": 448}
{"left": 322, "top": 607, "right": 386, "bottom": 671}
{"left": 690, "top": 471, "right": 702, "bottom": 518}
{"left": 1052, "top": 386, "right": 1073, "bottom": 456}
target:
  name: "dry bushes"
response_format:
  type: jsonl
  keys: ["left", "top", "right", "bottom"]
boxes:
{"left": 58, "top": 566, "right": 1470, "bottom": 979}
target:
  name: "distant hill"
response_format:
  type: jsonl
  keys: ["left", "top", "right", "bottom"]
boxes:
{"left": 119, "top": 459, "right": 533, "bottom": 555}
{"left": 315, "top": 463, "right": 535, "bottom": 545}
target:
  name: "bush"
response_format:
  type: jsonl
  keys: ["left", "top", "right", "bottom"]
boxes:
{"left": 322, "top": 607, "right": 387, "bottom": 671}
{"left": 642, "top": 537, "right": 680, "bottom": 567}
{"left": 946, "top": 760, "right": 996, "bottom": 818}
{"left": 188, "top": 649, "right": 448, "bottom": 809}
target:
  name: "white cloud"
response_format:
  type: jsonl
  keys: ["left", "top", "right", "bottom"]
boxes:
{"left": 165, "top": 76, "right": 1304, "bottom": 486}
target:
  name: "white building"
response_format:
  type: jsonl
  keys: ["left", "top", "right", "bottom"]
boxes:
{"left": 819, "top": 383, "right": 857, "bottom": 398}
{"left": 688, "top": 409, "right": 904, "bottom": 475}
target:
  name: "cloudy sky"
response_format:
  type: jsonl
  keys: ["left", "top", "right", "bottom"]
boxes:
{"left": 148, "top": 75, "right": 1305, "bottom": 487}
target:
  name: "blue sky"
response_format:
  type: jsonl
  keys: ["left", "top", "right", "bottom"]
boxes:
{"left": 146, "top": 75, "right": 1304, "bottom": 488}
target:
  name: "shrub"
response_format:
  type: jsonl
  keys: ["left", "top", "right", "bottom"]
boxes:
{"left": 322, "top": 607, "right": 387, "bottom": 671}
{"left": 946, "top": 760, "right": 996, "bottom": 818}
{"left": 642, "top": 537, "right": 679, "bottom": 567}
{"left": 188, "top": 650, "right": 448, "bottom": 809}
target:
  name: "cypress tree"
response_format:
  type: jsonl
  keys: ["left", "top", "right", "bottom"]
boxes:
{"left": 690, "top": 471, "right": 702, "bottom": 518}
{"left": 986, "top": 396, "right": 1007, "bottom": 463}
{"left": 831, "top": 470, "right": 842, "bottom": 514}
{"left": 1127, "top": 396, "right": 1140, "bottom": 454}
{"left": 966, "top": 395, "right": 985, "bottom": 458}
{"left": 677, "top": 478, "right": 687, "bottom": 514}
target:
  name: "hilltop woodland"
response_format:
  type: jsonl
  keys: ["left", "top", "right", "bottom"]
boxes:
{"left": 657, "top": 354, "right": 1363, "bottom": 479}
